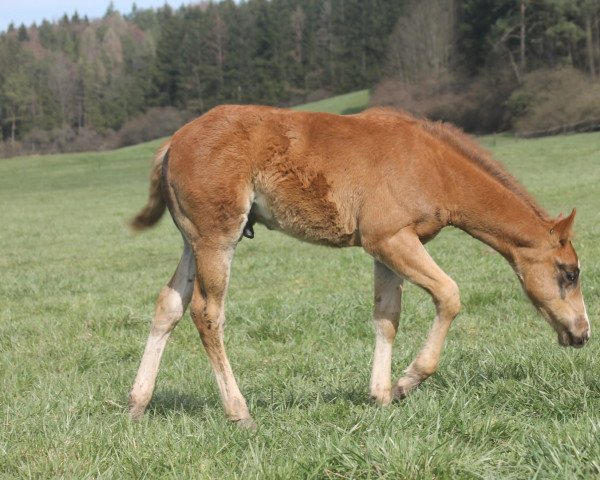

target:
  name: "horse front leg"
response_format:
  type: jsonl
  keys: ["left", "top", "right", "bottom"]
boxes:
{"left": 365, "top": 228, "right": 461, "bottom": 399}
{"left": 370, "top": 260, "right": 403, "bottom": 405}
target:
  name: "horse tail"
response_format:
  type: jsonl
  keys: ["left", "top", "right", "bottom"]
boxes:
{"left": 130, "top": 141, "right": 171, "bottom": 232}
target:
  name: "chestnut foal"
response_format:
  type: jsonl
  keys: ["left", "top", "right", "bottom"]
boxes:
{"left": 128, "top": 106, "right": 590, "bottom": 426}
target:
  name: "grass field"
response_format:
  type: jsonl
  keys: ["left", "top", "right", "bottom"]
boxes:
{"left": 1, "top": 126, "right": 599, "bottom": 478}
{"left": 293, "top": 89, "right": 370, "bottom": 114}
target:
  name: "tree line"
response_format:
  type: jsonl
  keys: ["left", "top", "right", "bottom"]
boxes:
{"left": 375, "top": 0, "right": 600, "bottom": 133}
{"left": 1, "top": 0, "right": 599, "bottom": 156}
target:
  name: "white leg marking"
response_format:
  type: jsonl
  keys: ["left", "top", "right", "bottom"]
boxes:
{"left": 370, "top": 261, "right": 403, "bottom": 406}
{"left": 129, "top": 244, "right": 195, "bottom": 419}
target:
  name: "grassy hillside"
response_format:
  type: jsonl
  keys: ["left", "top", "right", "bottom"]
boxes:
{"left": 293, "top": 89, "right": 370, "bottom": 114}
{"left": 1, "top": 130, "right": 599, "bottom": 478}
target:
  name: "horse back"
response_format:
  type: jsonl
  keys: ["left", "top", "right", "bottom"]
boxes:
{"left": 166, "top": 105, "right": 446, "bottom": 246}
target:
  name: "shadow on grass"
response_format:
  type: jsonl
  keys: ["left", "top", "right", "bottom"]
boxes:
{"left": 147, "top": 389, "right": 215, "bottom": 417}
{"left": 341, "top": 106, "right": 366, "bottom": 115}
{"left": 252, "top": 388, "right": 373, "bottom": 410}
{"left": 135, "top": 360, "right": 599, "bottom": 421}
{"left": 143, "top": 385, "right": 374, "bottom": 418}
{"left": 318, "top": 388, "right": 373, "bottom": 407}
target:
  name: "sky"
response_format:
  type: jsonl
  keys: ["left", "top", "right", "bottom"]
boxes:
{"left": 0, "top": 0, "right": 188, "bottom": 32}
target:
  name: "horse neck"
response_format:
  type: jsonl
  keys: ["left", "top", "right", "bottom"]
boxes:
{"left": 445, "top": 166, "right": 550, "bottom": 262}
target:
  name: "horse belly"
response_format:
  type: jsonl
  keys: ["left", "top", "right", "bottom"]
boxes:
{"left": 251, "top": 188, "right": 358, "bottom": 247}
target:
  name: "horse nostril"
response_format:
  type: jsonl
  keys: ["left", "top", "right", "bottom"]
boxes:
{"left": 571, "top": 334, "right": 588, "bottom": 348}
{"left": 578, "top": 328, "right": 590, "bottom": 343}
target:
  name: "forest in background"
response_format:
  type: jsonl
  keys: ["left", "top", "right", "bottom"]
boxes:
{"left": 1, "top": 0, "right": 599, "bottom": 157}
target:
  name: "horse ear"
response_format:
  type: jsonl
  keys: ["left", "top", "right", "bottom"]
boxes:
{"left": 551, "top": 208, "right": 576, "bottom": 242}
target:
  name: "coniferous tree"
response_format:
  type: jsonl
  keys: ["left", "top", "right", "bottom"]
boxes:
{"left": 152, "top": 6, "right": 185, "bottom": 107}
{"left": 1, "top": 0, "right": 599, "bottom": 152}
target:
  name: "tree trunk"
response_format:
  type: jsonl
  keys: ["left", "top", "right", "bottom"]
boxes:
{"left": 520, "top": 0, "right": 526, "bottom": 72}
{"left": 508, "top": 48, "right": 522, "bottom": 84}
{"left": 586, "top": 16, "right": 596, "bottom": 81}
{"left": 11, "top": 114, "right": 16, "bottom": 144}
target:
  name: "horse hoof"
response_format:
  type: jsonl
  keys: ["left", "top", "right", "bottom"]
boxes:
{"left": 393, "top": 384, "right": 412, "bottom": 400}
{"left": 370, "top": 392, "right": 393, "bottom": 406}
{"left": 394, "top": 389, "right": 406, "bottom": 400}
{"left": 234, "top": 418, "right": 257, "bottom": 430}
{"left": 129, "top": 405, "right": 146, "bottom": 421}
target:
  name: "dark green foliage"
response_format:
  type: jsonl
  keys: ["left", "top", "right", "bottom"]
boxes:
{"left": 152, "top": 6, "right": 186, "bottom": 107}
{"left": 0, "top": 0, "right": 599, "bottom": 155}
{"left": 373, "top": 0, "right": 600, "bottom": 134}
{"left": 0, "top": 0, "right": 403, "bottom": 154}
{"left": 457, "top": 0, "right": 514, "bottom": 74}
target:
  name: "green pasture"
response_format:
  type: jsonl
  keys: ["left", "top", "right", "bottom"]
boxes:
{"left": 293, "top": 89, "right": 370, "bottom": 114}
{"left": 1, "top": 124, "right": 599, "bottom": 478}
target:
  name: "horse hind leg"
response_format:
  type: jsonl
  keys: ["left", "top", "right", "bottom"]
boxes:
{"left": 129, "top": 240, "right": 195, "bottom": 420}
{"left": 189, "top": 242, "right": 255, "bottom": 428}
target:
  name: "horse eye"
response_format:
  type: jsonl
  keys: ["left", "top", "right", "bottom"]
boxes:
{"left": 565, "top": 270, "right": 579, "bottom": 283}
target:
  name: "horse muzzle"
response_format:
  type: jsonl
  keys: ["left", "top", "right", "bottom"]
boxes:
{"left": 558, "top": 325, "right": 590, "bottom": 348}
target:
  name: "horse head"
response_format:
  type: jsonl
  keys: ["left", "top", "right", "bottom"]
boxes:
{"left": 515, "top": 209, "right": 590, "bottom": 347}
